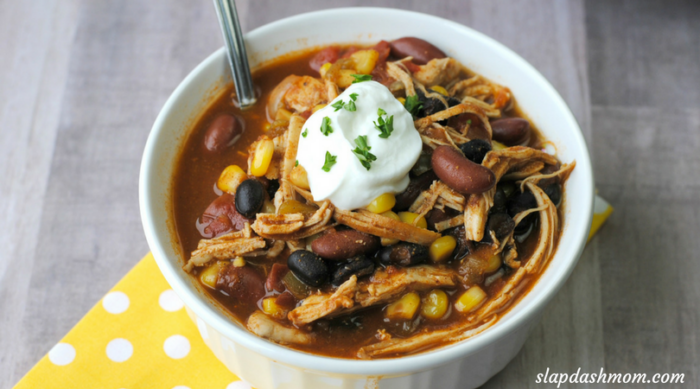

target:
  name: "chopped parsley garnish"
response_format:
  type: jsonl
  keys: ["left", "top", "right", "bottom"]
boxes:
{"left": 351, "top": 135, "right": 377, "bottom": 170}
{"left": 404, "top": 94, "right": 423, "bottom": 118}
{"left": 322, "top": 151, "right": 337, "bottom": 172}
{"left": 331, "top": 93, "right": 359, "bottom": 112}
{"left": 295, "top": 160, "right": 299, "bottom": 167}
{"left": 466, "top": 119, "right": 472, "bottom": 125}
{"left": 302, "top": 128, "right": 308, "bottom": 138}
{"left": 351, "top": 74, "right": 372, "bottom": 83}
{"left": 374, "top": 108, "right": 394, "bottom": 139}
{"left": 320, "top": 117, "right": 333, "bottom": 136}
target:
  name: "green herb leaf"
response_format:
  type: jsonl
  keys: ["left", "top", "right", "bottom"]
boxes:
{"left": 466, "top": 119, "right": 472, "bottom": 125}
{"left": 377, "top": 107, "right": 387, "bottom": 116}
{"left": 351, "top": 74, "right": 372, "bottom": 84}
{"left": 295, "top": 160, "right": 299, "bottom": 167}
{"left": 331, "top": 100, "right": 345, "bottom": 111}
{"left": 302, "top": 128, "right": 308, "bottom": 138}
{"left": 374, "top": 109, "right": 394, "bottom": 139}
{"left": 320, "top": 117, "right": 333, "bottom": 136}
{"left": 322, "top": 151, "right": 337, "bottom": 172}
{"left": 349, "top": 93, "right": 358, "bottom": 101}
{"left": 404, "top": 95, "right": 423, "bottom": 118}
{"left": 351, "top": 135, "right": 377, "bottom": 170}
{"left": 345, "top": 99, "right": 356, "bottom": 112}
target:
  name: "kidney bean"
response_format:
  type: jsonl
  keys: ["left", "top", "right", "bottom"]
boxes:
{"left": 275, "top": 291, "right": 297, "bottom": 310}
{"left": 197, "top": 193, "right": 252, "bottom": 238}
{"left": 216, "top": 264, "right": 266, "bottom": 306}
{"left": 288, "top": 250, "right": 329, "bottom": 287}
{"left": 431, "top": 145, "right": 496, "bottom": 195}
{"left": 459, "top": 139, "right": 492, "bottom": 164}
{"left": 394, "top": 170, "right": 438, "bottom": 211}
{"left": 389, "top": 37, "right": 446, "bottom": 65}
{"left": 331, "top": 255, "right": 375, "bottom": 286}
{"left": 265, "top": 263, "right": 289, "bottom": 293}
{"left": 311, "top": 230, "right": 380, "bottom": 260}
{"left": 203, "top": 114, "right": 242, "bottom": 152}
{"left": 377, "top": 243, "right": 429, "bottom": 267}
{"left": 235, "top": 179, "right": 265, "bottom": 218}
{"left": 309, "top": 46, "right": 340, "bottom": 72}
{"left": 491, "top": 118, "right": 530, "bottom": 146}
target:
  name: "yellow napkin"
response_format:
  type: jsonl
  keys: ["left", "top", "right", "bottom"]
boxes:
{"left": 13, "top": 196, "right": 612, "bottom": 389}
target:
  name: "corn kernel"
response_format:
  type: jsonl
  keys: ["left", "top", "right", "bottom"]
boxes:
{"left": 397, "top": 97, "right": 406, "bottom": 104}
{"left": 278, "top": 200, "right": 318, "bottom": 216}
{"left": 367, "top": 193, "right": 396, "bottom": 214}
{"left": 251, "top": 139, "right": 274, "bottom": 177}
{"left": 398, "top": 212, "right": 427, "bottom": 229}
{"left": 263, "top": 122, "right": 272, "bottom": 132}
{"left": 380, "top": 211, "right": 401, "bottom": 246}
{"left": 275, "top": 108, "right": 293, "bottom": 122}
{"left": 350, "top": 49, "right": 379, "bottom": 74}
{"left": 455, "top": 286, "right": 487, "bottom": 313}
{"left": 200, "top": 261, "right": 225, "bottom": 288}
{"left": 312, "top": 104, "right": 327, "bottom": 113}
{"left": 217, "top": 165, "right": 247, "bottom": 194}
{"left": 385, "top": 292, "right": 420, "bottom": 320}
{"left": 262, "top": 297, "right": 286, "bottom": 319}
{"left": 261, "top": 199, "right": 276, "bottom": 214}
{"left": 485, "top": 254, "right": 502, "bottom": 273}
{"left": 431, "top": 85, "right": 449, "bottom": 96}
{"left": 337, "top": 69, "right": 357, "bottom": 88}
{"left": 492, "top": 140, "right": 507, "bottom": 151}
{"left": 232, "top": 256, "right": 245, "bottom": 267}
{"left": 429, "top": 236, "right": 457, "bottom": 262}
{"left": 319, "top": 62, "right": 332, "bottom": 77}
{"left": 421, "top": 289, "right": 449, "bottom": 319}
{"left": 289, "top": 165, "right": 310, "bottom": 190}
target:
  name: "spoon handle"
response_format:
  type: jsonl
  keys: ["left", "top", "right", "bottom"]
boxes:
{"left": 213, "top": 0, "right": 257, "bottom": 108}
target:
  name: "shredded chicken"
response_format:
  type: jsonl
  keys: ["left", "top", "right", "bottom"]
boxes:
{"left": 414, "top": 101, "right": 492, "bottom": 140}
{"left": 449, "top": 75, "right": 512, "bottom": 113}
{"left": 386, "top": 61, "right": 416, "bottom": 96}
{"left": 409, "top": 181, "right": 465, "bottom": 219}
{"left": 289, "top": 266, "right": 459, "bottom": 326}
{"left": 283, "top": 76, "right": 327, "bottom": 113}
{"left": 464, "top": 147, "right": 558, "bottom": 241}
{"left": 185, "top": 236, "right": 266, "bottom": 272}
{"left": 247, "top": 311, "right": 314, "bottom": 345}
{"left": 252, "top": 200, "right": 334, "bottom": 240}
{"left": 276, "top": 115, "right": 304, "bottom": 207}
{"left": 413, "top": 58, "right": 460, "bottom": 87}
{"left": 519, "top": 162, "right": 576, "bottom": 192}
{"left": 334, "top": 209, "right": 441, "bottom": 246}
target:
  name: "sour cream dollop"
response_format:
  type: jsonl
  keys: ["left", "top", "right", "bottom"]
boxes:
{"left": 296, "top": 81, "right": 422, "bottom": 210}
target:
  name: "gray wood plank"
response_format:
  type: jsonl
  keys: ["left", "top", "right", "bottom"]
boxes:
{"left": 586, "top": 0, "right": 700, "bottom": 108}
{"left": 0, "top": 0, "right": 80, "bottom": 384}
{"left": 590, "top": 106, "right": 700, "bottom": 388}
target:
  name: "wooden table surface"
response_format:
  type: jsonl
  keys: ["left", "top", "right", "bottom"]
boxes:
{"left": 1, "top": 0, "right": 698, "bottom": 387}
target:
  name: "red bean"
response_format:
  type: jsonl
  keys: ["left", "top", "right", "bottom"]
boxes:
{"left": 265, "top": 263, "right": 289, "bottom": 293}
{"left": 197, "top": 193, "right": 252, "bottom": 238}
{"left": 203, "top": 114, "right": 242, "bottom": 152}
{"left": 311, "top": 230, "right": 380, "bottom": 260}
{"left": 216, "top": 265, "right": 266, "bottom": 306}
{"left": 491, "top": 118, "right": 531, "bottom": 146}
{"left": 389, "top": 37, "right": 446, "bottom": 65}
{"left": 431, "top": 145, "right": 496, "bottom": 195}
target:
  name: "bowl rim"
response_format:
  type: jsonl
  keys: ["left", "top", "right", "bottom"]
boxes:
{"left": 140, "top": 7, "right": 594, "bottom": 376}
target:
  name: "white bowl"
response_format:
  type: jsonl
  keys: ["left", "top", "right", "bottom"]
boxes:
{"left": 140, "top": 7, "right": 594, "bottom": 389}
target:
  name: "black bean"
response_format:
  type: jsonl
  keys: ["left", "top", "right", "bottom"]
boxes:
{"left": 234, "top": 179, "right": 265, "bottom": 218}
{"left": 482, "top": 213, "right": 515, "bottom": 243}
{"left": 331, "top": 255, "right": 375, "bottom": 286}
{"left": 266, "top": 179, "right": 280, "bottom": 200}
{"left": 444, "top": 225, "right": 471, "bottom": 261}
{"left": 447, "top": 96, "right": 462, "bottom": 107}
{"left": 287, "top": 250, "right": 329, "bottom": 287}
{"left": 514, "top": 222, "right": 535, "bottom": 243}
{"left": 415, "top": 88, "right": 449, "bottom": 125}
{"left": 394, "top": 170, "right": 438, "bottom": 211}
{"left": 459, "top": 139, "right": 492, "bottom": 164}
{"left": 492, "top": 187, "right": 508, "bottom": 214}
{"left": 377, "top": 243, "right": 429, "bottom": 267}
{"left": 507, "top": 191, "right": 538, "bottom": 233}
{"left": 543, "top": 183, "right": 562, "bottom": 208}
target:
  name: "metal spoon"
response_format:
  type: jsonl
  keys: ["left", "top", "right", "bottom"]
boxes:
{"left": 213, "top": 0, "right": 257, "bottom": 108}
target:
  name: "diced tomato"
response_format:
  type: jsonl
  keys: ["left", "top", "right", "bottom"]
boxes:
{"left": 309, "top": 46, "right": 340, "bottom": 72}
{"left": 372, "top": 40, "right": 391, "bottom": 63}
